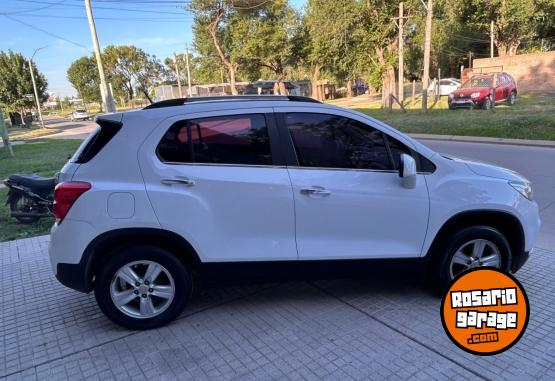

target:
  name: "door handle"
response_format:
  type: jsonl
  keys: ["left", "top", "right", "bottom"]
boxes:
{"left": 161, "top": 177, "right": 195, "bottom": 186}
{"left": 300, "top": 187, "right": 331, "bottom": 197}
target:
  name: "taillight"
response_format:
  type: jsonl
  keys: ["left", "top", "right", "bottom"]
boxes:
{"left": 53, "top": 182, "right": 91, "bottom": 223}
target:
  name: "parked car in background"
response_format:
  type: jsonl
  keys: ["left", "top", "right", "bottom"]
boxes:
{"left": 427, "top": 78, "right": 460, "bottom": 96}
{"left": 70, "top": 109, "right": 90, "bottom": 121}
{"left": 49, "top": 96, "right": 539, "bottom": 329}
{"left": 448, "top": 72, "right": 517, "bottom": 110}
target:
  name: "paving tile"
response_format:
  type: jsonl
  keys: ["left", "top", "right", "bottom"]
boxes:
{"left": 1, "top": 235, "right": 554, "bottom": 380}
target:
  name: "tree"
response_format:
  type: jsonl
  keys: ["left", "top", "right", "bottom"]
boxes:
{"left": 0, "top": 50, "right": 48, "bottom": 110}
{"left": 230, "top": 0, "right": 303, "bottom": 94}
{"left": 460, "top": 0, "right": 549, "bottom": 56}
{"left": 103, "top": 45, "right": 168, "bottom": 103}
{"left": 189, "top": 0, "right": 244, "bottom": 94}
{"left": 67, "top": 56, "right": 101, "bottom": 104}
{"left": 304, "top": 0, "right": 365, "bottom": 100}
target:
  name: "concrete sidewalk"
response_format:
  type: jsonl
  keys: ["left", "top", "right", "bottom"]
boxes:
{"left": 1, "top": 235, "right": 554, "bottom": 380}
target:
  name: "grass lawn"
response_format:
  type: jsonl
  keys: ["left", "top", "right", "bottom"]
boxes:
{"left": 0, "top": 139, "right": 82, "bottom": 242}
{"left": 352, "top": 93, "right": 555, "bottom": 141}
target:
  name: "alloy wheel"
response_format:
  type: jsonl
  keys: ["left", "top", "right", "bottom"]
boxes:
{"left": 449, "top": 239, "right": 501, "bottom": 279}
{"left": 110, "top": 260, "right": 175, "bottom": 319}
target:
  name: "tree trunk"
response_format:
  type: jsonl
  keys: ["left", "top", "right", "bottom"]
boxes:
{"left": 227, "top": 64, "right": 238, "bottom": 95}
{"left": 209, "top": 9, "right": 238, "bottom": 95}
{"left": 347, "top": 79, "right": 353, "bottom": 98}
{"left": 311, "top": 63, "right": 321, "bottom": 100}
{"left": 140, "top": 87, "right": 153, "bottom": 104}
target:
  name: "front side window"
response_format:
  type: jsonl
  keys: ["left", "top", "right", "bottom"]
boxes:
{"left": 286, "top": 113, "right": 392, "bottom": 170}
{"left": 157, "top": 114, "right": 273, "bottom": 165}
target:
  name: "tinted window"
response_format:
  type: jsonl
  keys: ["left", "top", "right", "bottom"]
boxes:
{"left": 74, "top": 119, "right": 122, "bottom": 163}
{"left": 286, "top": 113, "right": 392, "bottom": 170}
{"left": 157, "top": 114, "right": 272, "bottom": 165}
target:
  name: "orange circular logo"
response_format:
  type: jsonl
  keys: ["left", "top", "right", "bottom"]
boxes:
{"left": 441, "top": 268, "right": 529, "bottom": 356}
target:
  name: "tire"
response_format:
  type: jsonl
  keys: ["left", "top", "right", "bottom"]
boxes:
{"left": 506, "top": 91, "right": 516, "bottom": 106}
{"left": 9, "top": 193, "right": 40, "bottom": 224}
{"left": 482, "top": 97, "right": 492, "bottom": 110}
{"left": 434, "top": 226, "right": 511, "bottom": 292}
{"left": 94, "top": 245, "right": 192, "bottom": 330}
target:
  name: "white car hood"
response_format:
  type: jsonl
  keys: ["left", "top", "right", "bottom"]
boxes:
{"left": 443, "top": 154, "right": 527, "bottom": 182}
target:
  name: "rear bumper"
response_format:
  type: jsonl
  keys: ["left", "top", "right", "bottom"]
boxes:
{"left": 56, "top": 261, "right": 89, "bottom": 293}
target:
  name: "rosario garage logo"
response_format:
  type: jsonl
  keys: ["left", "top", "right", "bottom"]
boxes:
{"left": 441, "top": 268, "right": 529, "bottom": 355}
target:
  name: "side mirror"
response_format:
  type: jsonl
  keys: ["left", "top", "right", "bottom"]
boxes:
{"left": 399, "top": 153, "right": 417, "bottom": 189}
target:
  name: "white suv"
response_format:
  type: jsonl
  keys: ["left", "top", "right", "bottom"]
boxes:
{"left": 49, "top": 96, "right": 540, "bottom": 329}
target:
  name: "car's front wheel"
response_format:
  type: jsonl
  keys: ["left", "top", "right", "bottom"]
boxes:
{"left": 436, "top": 226, "right": 511, "bottom": 290}
{"left": 506, "top": 91, "right": 516, "bottom": 106}
{"left": 482, "top": 97, "right": 492, "bottom": 110}
{"left": 94, "top": 245, "right": 191, "bottom": 329}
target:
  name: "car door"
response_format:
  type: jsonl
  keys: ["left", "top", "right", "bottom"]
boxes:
{"left": 138, "top": 109, "right": 297, "bottom": 262}
{"left": 494, "top": 74, "right": 505, "bottom": 101}
{"left": 277, "top": 108, "right": 430, "bottom": 260}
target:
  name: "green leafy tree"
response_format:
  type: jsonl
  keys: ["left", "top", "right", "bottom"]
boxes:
{"left": 304, "top": 0, "right": 366, "bottom": 98}
{"left": 460, "top": 0, "right": 550, "bottom": 56}
{"left": 189, "top": 0, "right": 244, "bottom": 94}
{"left": 230, "top": 0, "right": 302, "bottom": 94}
{"left": 103, "top": 45, "right": 169, "bottom": 103}
{"left": 67, "top": 56, "right": 101, "bottom": 104}
{"left": 0, "top": 50, "right": 48, "bottom": 110}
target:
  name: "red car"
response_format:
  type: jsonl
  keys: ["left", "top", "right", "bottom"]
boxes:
{"left": 448, "top": 72, "right": 517, "bottom": 110}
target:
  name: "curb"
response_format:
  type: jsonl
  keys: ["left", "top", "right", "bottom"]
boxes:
{"left": 409, "top": 134, "right": 555, "bottom": 148}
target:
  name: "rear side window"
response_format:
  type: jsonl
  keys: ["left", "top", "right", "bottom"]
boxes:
{"left": 73, "top": 119, "right": 122, "bottom": 163}
{"left": 157, "top": 114, "right": 273, "bottom": 166}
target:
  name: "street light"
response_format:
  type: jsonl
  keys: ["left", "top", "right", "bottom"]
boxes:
{"left": 29, "top": 45, "right": 47, "bottom": 128}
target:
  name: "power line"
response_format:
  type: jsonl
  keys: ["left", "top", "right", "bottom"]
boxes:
{"left": 3, "top": 0, "right": 68, "bottom": 15}
{"left": 18, "top": 13, "right": 191, "bottom": 22}
{"left": 12, "top": 0, "right": 190, "bottom": 15}
{"left": 2, "top": 14, "right": 87, "bottom": 48}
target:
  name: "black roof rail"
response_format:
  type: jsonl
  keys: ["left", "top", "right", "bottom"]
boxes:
{"left": 143, "top": 95, "right": 321, "bottom": 110}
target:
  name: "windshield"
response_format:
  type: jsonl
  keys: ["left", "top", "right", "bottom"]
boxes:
{"left": 462, "top": 77, "right": 492, "bottom": 88}
{"left": 75, "top": 109, "right": 87, "bottom": 113}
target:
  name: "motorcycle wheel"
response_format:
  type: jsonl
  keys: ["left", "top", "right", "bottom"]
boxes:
{"left": 10, "top": 194, "right": 41, "bottom": 224}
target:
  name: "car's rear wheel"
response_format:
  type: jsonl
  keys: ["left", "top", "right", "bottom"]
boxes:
{"left": 435, "top": 226, "right": 511, "bottom": 291}
{"left": 94, "top": 245, "right": 191, "bottom": 329}
{"left": 506, "top": 91, "right": 516, "bottom": 106}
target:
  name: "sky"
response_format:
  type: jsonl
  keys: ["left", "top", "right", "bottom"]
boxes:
{"left": 0, "top": 0, "right": 307, "bottom": 98}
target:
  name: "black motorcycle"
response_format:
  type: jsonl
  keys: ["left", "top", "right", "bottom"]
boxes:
{"left": 4, "top": 174, "right": 56, "bottom": 223}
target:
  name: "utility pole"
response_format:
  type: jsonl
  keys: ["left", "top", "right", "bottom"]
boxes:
{"left": 490, "top": 21, "right": 494, "bottom": 58}
{"left": 0, "top": 108, "right": 14, "bottom": 157}
{"left": 422, "top": 0, "right": 433, "bottom": 111}
{"left": 173, "top": 53, "right": 184, "bottom": 98}
{"left": 28, "top": 58, "right": 45, "bottom": 128}
{"left": 397, "top": 2, "right": 405, "bottom": 103}
{"left": 185, "top": 44, "right": 192, "bottom": 97}
{"left": 468, "top": 51, "right": 473, "bottom": 69}
{"left": 84, "top": 0, "right": 116, "bottom": 113}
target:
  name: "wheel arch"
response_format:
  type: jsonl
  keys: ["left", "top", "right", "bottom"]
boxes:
{"left": 425, "top": 210, "right": 525, "bottom": 272}
{"left": 80, "top": 228, "right": 202, "bottom": 292}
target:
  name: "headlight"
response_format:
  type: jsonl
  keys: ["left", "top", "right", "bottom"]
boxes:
{"left": 470, "top": 92, "right": 481, "bottom": 98}
{"left": 509, "top": 180, "right": 533, "bottom": 201}
{"left": 449, "top": 93, "right": 454, "bottom": 99}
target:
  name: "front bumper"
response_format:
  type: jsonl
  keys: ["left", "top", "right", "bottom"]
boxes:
{"left": 511, "top": 250, "right": 530, "bottom": 273}
{"left": 449, "top": 98, "right": 483, "bottom": 108}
